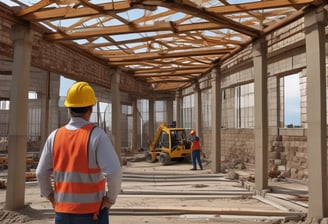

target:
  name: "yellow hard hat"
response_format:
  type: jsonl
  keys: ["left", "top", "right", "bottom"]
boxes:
{"left": 64, "top": 82, "right": 97, "bottom": 107}
{"left": 190, "top": 130, "right": 196, "bottom": 135}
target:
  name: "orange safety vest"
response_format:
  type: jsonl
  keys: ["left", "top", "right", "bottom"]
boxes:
{"left": 190, "top": 136, "right": 201, "bottom": 150}
{"left": 53, "top": 124, "right": 106, "bottom": 214}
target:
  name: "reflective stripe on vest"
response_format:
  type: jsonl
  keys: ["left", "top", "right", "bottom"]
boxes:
{"left": 53, "top": 124, "right": 106, "bottom": 214}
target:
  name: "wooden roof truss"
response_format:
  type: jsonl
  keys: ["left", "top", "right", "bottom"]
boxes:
{"left": 6, "top": 0, "right": 325, "bottom": 91}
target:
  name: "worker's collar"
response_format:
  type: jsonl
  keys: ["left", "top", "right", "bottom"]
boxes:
{"left": 66, "top": 117, "right": 91, "bottom": 130}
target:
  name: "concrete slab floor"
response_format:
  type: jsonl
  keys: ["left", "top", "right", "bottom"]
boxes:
{"left": 0, "top": 158, "right": 309, "bottom": 224}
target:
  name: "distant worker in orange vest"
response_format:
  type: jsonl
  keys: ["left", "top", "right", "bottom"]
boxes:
{"left": 189, "top": 130, "right": 203, "bottom": 170}
{"left": 36, "top": 81, "right": 122, "bottom": 224}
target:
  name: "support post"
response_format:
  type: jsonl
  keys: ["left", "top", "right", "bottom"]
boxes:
{"left": 149, "top": 99, "right": 154, "bottom": 141}
{"left": 175, "top": 91, "right": 182, "bottom": 127}
{"left": 111, "top": 71, "right": 122, "bottom": 164}
{"left": 167, "top": 99, "right": 174, "bottom": 125}
{"left": 253, "top": 37, "right": 269, "bottom": 191}
{"left": 6, "top": 25, "right": 33, "bottom": 210}
{"left": 304, "top": 6, "right": 328, "bottom": 218}
{"left": 193, "top": 83, "right": 202, "bottom": 137}
{"left": 132, "top": 98, "right": 138, "bottom": 152}
{"left": 211, "top": 67, "right": 222, "bottom": 173}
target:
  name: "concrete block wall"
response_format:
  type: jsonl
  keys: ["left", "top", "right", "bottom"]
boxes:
{"left": 200, "top": 128, "right": 212, "bottom": 159}
{"left": 221, "top": 88, "right": 235, "bottom": 128}
{"left": 0, "top": 6, "right": 13, "bottom": 59}
{"left": 220, "top": 128, "right": 255, "bottom": 164}
{"left": 201, "top": 128, "right": 255, "bottom": 166}
{"left": 202, "top": 128, "right": 309, "bottom": 182}
{"left": 267, "top": 18, "right": 304, "bottom": 52}
{"left": 269, "top": 129, "right": 308, "bottom": 182}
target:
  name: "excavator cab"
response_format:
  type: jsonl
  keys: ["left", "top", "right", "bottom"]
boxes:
{"left": 145, "top": 123, "right": 191, "bottom": 165}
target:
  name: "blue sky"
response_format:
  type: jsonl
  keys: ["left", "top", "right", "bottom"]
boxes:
{"left": 60, "top": 76, "right": 75, "bottom": 96}
{"left": 284, "top": 74, "right": 300, "bottom": 126}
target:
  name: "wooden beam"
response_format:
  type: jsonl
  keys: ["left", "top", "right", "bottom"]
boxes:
{"left": 103, "top": 48, "right": 232, "bottom": 62}
{"left": 17, "top": 1, "right": 131, "bottom": 20}
{"left": 207, "top": 0, "right": 316, "bottom": 14}
{"left": 141, "top": 0, "right": 261, "bottom": 38}
{"left": 147, "top": 79, "right": 193, "bottom": 83}
{"left": 111, "top": 206, "right": 304, "bottom": 217}
{"left": 16, "top": 0, "right": 52, "bottom": 17}
{"left": 134, "top": 69, "right": 209, "bottom": 77}
{"left": 44, "top": 22, "right": 223, "bottom": 41}
{"left": 134, "top": 66, "right": 209, "bottom": 74}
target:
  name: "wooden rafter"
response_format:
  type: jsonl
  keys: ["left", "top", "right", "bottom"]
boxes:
{"left": 208, "top": 0, "right": 316, "bottom": 14}
{"left": 7, "top": 0, "right": 323, "bottom": 91}
{"left": 17, "top": 1, "right": 132, "bottom": 20}
{"left": 102, "top": 48, "right": 233, "bottom": 62}
{"left": 44, "top": 22, "right": 225, "bottom": 40}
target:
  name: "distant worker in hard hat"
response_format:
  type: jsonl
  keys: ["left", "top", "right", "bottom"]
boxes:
{"left": 36, "top": 81, "right": 122, "bottom": 224}
{"left": 189, "top": 130, "right": 203, "bottom": 170}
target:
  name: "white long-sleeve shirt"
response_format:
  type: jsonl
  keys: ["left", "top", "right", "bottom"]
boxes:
{"left": 36, "top": 117, "right": 122, "bottom": 204}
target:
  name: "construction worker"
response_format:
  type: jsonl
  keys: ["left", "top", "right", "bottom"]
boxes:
{"left": 189, "top": 130, "right": 203, "bottom": 170}
{"left": 36, "top": 81, "right": 122, "bottom": 224}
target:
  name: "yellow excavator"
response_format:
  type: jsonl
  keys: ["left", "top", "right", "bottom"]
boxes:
{"left": 145, "top": 123, "right": 192, "bottom": 165}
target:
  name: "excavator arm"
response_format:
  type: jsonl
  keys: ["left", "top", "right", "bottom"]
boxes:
{"left": 147, "top": 123, "right": 166, "bottom": 162}
{"left": 149, "top": 123, "right": 165, "bottom": 152}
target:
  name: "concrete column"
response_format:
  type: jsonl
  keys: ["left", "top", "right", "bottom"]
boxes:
{"left": 40, "top": 71, "right": 51, "bottom": 152}
{"left": 111, "top": 71, "right": 122, "bottom": 163}
{"left": 267, "top": 76, "right": 280, "bottom": 129}
{"left": 193, "top": 83, "right": 202, "bottom": 136}
{"left": 132, "top": 98, "right": 138, "bottom": 151}
{"left": 6, "top": 25, "right": 33, "bottom": 210}
{"left": 167, "top": 99, "right": 174, "bottom": 126}
{"left": 304, "top": 6, "right": 328, "bottom": 218}
{"left": 149, "top": 99, "right": 155, "bottom": 141}
{"left": 252, "top": 37, "right": 269, "bottom": 191}
{"left": 47, "top": 73, "right": 60, "bottom": 132}
{"left": 211, "top": 67, "right": 222, "bottom": 173}
{"left": 175, "top": 91, "right": 182, "bottom": 127}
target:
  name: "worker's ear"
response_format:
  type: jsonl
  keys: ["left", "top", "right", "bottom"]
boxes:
{"left": 88, "top": 106, "right": 93, "bottom": 115}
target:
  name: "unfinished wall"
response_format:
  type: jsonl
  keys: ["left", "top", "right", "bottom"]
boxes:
{"left": 271, "top": 129, "right": 308, "bottom": 181}
{"left": 198, "top": 17, "right": 322, "bottom": 182}
{"left": 202, "top": 126, "right": 309, "bottom": 182}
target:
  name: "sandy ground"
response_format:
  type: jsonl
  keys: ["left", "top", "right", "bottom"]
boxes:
{"left": 0, "top": 158, "right": 309, "bottom": 224}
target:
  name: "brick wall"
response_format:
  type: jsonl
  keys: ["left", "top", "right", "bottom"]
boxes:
{"left": 0, "top": 6, "right": 154, "bottom": 98}
{"left": 201, "top": 129, "right": 255, "bottom": 165}
{"left": 202, "top": 129, "right": 309, "bottom": 182}
{"left": 271, "top": 129, "right": 308, "bottom": 182}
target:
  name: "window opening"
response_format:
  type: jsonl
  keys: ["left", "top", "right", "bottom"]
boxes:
{"left": 202, "top": 89, "right": 211, "bottom": 128}
{"left": 183, "top": 94, "right": 194, "bottom": 129}
{"left": 280, "top": 74, "right": 300, "bottom": 128}
{"left": 234, "top": 83, "right": 254, "bottom": 128}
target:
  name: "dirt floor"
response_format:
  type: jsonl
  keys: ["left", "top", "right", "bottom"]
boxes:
{"left": 0, "top": 156, "right": 310, "bottom": 224}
